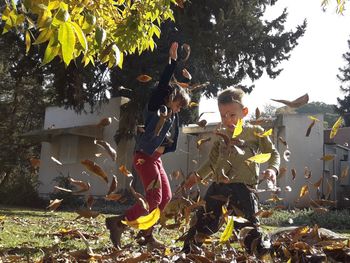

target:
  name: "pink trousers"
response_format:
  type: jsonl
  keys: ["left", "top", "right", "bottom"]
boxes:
{"left": 125, "top": 151, "right": 172, "bottom": 221}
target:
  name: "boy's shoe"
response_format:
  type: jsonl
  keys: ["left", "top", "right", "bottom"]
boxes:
{"left": 137, "top": 228, "right": 165, "bottom": 250}
{"left": 105, "top": 215, "right": 126, "bottom": 249}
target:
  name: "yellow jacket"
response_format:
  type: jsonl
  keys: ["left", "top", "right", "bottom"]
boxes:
{"left": 197, "top": 123, "right": 280, "bottom": 186}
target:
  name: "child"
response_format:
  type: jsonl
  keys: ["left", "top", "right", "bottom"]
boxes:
{"left": 182, "top": 87, "right": 280, "bottom": 256}
{"left": 106, "top": 42, "right": 191, "bottom": 249}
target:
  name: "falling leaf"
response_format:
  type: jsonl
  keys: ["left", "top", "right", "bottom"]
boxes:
{"left": 30, "top": 158, "right": 41, "bottom": 168}
{"left": 69, "top": 178, "right": 90, "bottom": 193}
{"left": 81, "top": 160, "right": 108, "bottom": 183}
{"left": 271, "top": 93, "right": 309, "bottom": 108}
{"left": 75, "top": 209, "right": 100, "bottom": 219}
{"left": 196, "top": 137, "right": 211, "bottom": 148}
{"left": 232, "top": 119, "right": 243, "bottom": 138}
{"left": 96, "top": 117, "right": 112, "bottom": 127}
{"left": 306, "top": 120, "right": 316, "bottom": 137}
{"left": 331, "top": 174, "right": 338, "bottom": 181}
{"left": 95, "top": 153, "right": 102, "bottom": 157}
{"left": 122, "top": 207, "right": 160, "bottom": 230}
{"left": 146, "top": 178, "right": 161, "bottom": 191}
{"left": 255, "top": 107, "right": 261, "bottom": 120}
{"left": 136, "top": 74, "right": 152, "bottom": 83}
{"left": 54, "top": 186, "right": 73, "bottom": 193}
{"left": 214, "top": 131, "right": 230, "bottom": 146}
{"left": 308, "top": 116, "right": 320, "bottom": 122}
{"left": 51, "top": 156, "right": 62, "bottom": 165}
{"left": 279, "top": 167, "right": 287, "bottom": 177}
{"left": 94, "top": 140, "right": 117, "bottom": 162}
{"left": 279, "top": 136, "right": 288, "bottom": 147}
{"left": 184, "top": 200, "right": 206, "bottom": 224}
{"left": 181, "top": 43, "right": 190, "bottom": 61}
{"left": 330, "top": 116, "right": 343, "bottom": 139}
{"left": 304, "top": 167, "right": 312, "bottom": 179}
{"left": 25, "top": 30, "right": 31, "bottom": 54}
{"left": 283, "top": 150, "right": 291, "bottom": 162}
{"left": 104, "top": 193, "right": 122, "bottom": 201}
{"left": 107, "top": 175, "right": 118, "bottom": 195}
{"left": 285, "top": 186, "right": 292, "bottom": 192}
{"left": 254, "top": 210, "right": 274, "bottom": 218}
{"left": 47, "top": 199, "right": 63, "bottom": 211}
{"left": 299, "top": 185, "right": 309, "bottom": 198}
{"left": 189, "top": 101, "right": 199, "bottom": 108}
{"left": 86, "top": 195, "right": 94, "bottom": 210}
{"left": 220, "top": 216, "right": 234, "bottom": 243}
{"left": 175, "top": 81, "right": 190, "bottom": 89}
{"left": 320, "top": 154, "right": 335, "bottom": 161}
{"left": 288, "top": 218, "right": 294, "bottom": 224}
{"left": 233, "top": 145, "right": 245, "bottom": 155}
{"left": 119, "top": 165, "right": 132, "bottom": 177}
{"left": 196, "top": 119, "right": 207, "bottom": 128}
{"left": 246, "top": 153, "right": 271, "bottom": 164}
{"left": 313, "top": 177, "right": 323, "bottom": 188}
{"left": 313, "top": 207, "right": 329, "bottom": 213}
{"left": 291, "top": 168, "right": 297, "bottom": 180}
{"left": 341, "top": 166, "right": 349, "bottom": 178}
{"left": 254, "top": 128, "right": 273, "bottom": 138}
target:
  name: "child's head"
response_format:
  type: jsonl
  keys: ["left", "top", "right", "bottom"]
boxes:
{"left": 217, "top": 87, "right": 248, "bottom": 131}
{"left": 168, "top": 85, "right": 191, "bottom": 113}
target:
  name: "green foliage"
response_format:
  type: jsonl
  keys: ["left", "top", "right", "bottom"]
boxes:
{"left": 336, "top": 39, "right": 350, "bottom": 127}
{"left": 1, "top": 0, "right": 180, "bottom": 67}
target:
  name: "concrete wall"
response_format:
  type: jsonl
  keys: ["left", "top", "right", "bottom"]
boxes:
{"left": 38, "top": 98, "right": 123, "bottom": 196}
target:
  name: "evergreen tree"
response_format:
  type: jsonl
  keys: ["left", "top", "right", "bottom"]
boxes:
{"left": 336, "top": 39, "right": 350, "bottom": 127}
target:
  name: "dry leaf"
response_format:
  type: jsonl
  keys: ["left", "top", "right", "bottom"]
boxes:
{"left": 30, "top": 158, "right": 41, "bottom": 168}
{"left": 86, "top": 195, "right": 94, "bottom": 210}
{"left": 54, "top": 186, "right": 73, "bottom": 193}
{"left": 330, "top": 116, "right": 343, "bottom": 139}
{"left": 75, "top": 209, "right": 100, "bottom": 219}
{"left": 94, "top": 140, "right": 117, "bottom": 162}
{"left": 181, "top": 43, "right": 190, "bottom": 61}
{"left": 306, "top": 120, "right": 316, "bottom": 137}
{"left": 81, "top": 160, "right": 108, "bottom": 183}
{"left": 69, "top": 178, "right": 90, "bottom": 193}
{"left": 97, "top": 117, "right": 112, "bottom": 127}
{"left": 189, "top": 101, "right": 199, "bottom": 108}
{"left": 283, "top": 150, "right": 291, "bottom": 162}
{"left": 220, "top": 216, "right": 234, "bottom": 243}
{"left": 291, "top": 168, "right": 297, "bottom": 180}
{"left": 47, "top": 199, "right": 63, "bottom": 211}
{"left": 313, "top": 177, "right": 323, "bottom": 188}
{"left": 119, "top": 165, "right": 132, "bottom": 177}
{"left": 254, "top": 210, "right": 274, "bottom": 218}
{"left": 146, "top": 178, "right": 161, "bottom": 191}
{"left": 122, "top": 207, "right": 160, "bottom": 230}
{"left": 232, "top": 119, "right": 243, "bottom": 138}
{"left": 255, "top": 107, "right": 261, "bottom": 120}
{"left": 176, "top": 81, "right": 190, "bottom": 89}
{"left": 196, "top": 137, "right": 211, "bottom": 148}
{"left": 320, "top": 154, "right": 335, "bottom": 161}
{"left": 104, "top": 193, "right": 122, "bottom": 201}
{"left": 279, "top": 136, "right": 288, "bottom": 147}
{"left": 271, "top": 93, "right": 309, "bottom": 108}
{"left": 196, "top": 119, "right": 207, "bottom": 128}
{"left": 136, "top": 74, "right": 152, "bottom": 83}
{"left": 246, "top": 153, "right": 271, "bottom": 164}
{"left": 50, "top": 156, "right": 62, "bottom": 166}
{"left": 254, "top": 128, "right": 273, "bottom": 138}
{"left": 341, "top": 166, "right": 349, "bottom": 178}
{"left": 107, "top": 175, "right": 118, "bottom": 195}
{"left": 304, "top": 167, "right": 312, "bottom": 179}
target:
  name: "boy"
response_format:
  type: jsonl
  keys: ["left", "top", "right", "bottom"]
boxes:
{"left": 182, "top": 87, "right": 280, "bottom": 256}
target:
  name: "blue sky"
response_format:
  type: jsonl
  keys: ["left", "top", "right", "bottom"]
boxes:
{"left": 200, "top": 0, "right": 350, "bottom": 122}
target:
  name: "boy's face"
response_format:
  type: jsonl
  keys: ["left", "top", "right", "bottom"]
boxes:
{"left": 218, "top": 102, "right": 248, "bottom": 131}
{"left": 169, "top": 99, "right": 182, "bottom": 114}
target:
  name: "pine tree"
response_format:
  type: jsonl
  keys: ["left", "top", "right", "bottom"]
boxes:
{"left": 336, "top": 39, "right": 350, "bottom": 126}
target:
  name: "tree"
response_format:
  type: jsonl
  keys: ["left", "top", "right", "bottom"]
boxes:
{"left": 336, "top": 39, "right": 350, "bottom": 127}
{"left": 1, "top": 0, "right": 180, "bottom": 67}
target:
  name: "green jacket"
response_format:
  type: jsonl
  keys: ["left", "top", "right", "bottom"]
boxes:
{"left": 197, "top": 123, "right": 280, "bottom": 186}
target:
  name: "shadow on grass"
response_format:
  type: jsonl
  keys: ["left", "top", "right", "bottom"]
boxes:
{"left": 0, "top": 207, "right": 52, "bottom": 218}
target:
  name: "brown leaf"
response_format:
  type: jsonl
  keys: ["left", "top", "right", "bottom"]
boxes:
{"left": 47, "top": 199, "right": 63, "bottom": 211}
{"left": 104, "top": 193, "right": 122, "bottom": 201}
{"left": 181, "top": 43, "right": 190, "bottom": 61}
{"left": 96, "top": 117, "right": 112, "bottom": 127}
{"left": 119, "top": 165, "right": 132, "bottom": 177}
{"left": 341, "top": 166, "right": 349, "bottom": 178}
{"left": 271, "top": 93, "right": 309, "bottom": 108}
{"left": 81, "top": 160, "right": 108, "bottom": 183}
{"left": 94, "top": 140, "right": 117, "bottom": 162}
{"left": 75, "top": 209, "right": 100, "bottom": 219}
{"left": 306, "top": 120, "right": 316, "bottom": 137}
{"left": 214, "top": 131, "right": 230, "bottom": 146}
{"left": 254, "top": 210, "right": 274, "bottom": 218}
{"left": 69, "top": 178, "right": 91, "bottom": 193}
{"left": 184, "top": 200, "right": 206, "bottom": 224}
{"left": 136, "top": 74, "right": 152, "bottom": 83}
{"left": 86, "top": 195, "right": 94, "bottom": 210}
{"left": 196, "top": 137, "right": 211, "bottom": 148}
{"left": 54, "top": 186, "right": 73, "bottom": 193}
{"left": 291, "top": 168, "right": 297, "bottom": 180}
{"left": 304, "top": 167, "right": 312, "bottom": 179}
{"left": 255, "top": 107, "right": 261, "bottom": 120}
{"left": 50, "top": 156, "right": 62, "bottom": 165}
{"left": 107, "top": 175, "right": 118, "bottom": 195}
{"left": 30, "top": 158, "right": 41, "bottom": 168}
{"left": 283, "top": 150, "right": 291, "bottom": 162}
{"left": 146, "top": 178, "right": 161, "bottom": 191}
{"left": 121, "top": 252, "right": 152, "bottom": 263}
{"left": 279, "top": 167, "right": 287, "bottom": 177}
{"left": 176, "top": 81, "right": 190, "bottom": 89}
{"left": 196, "top": 119, "right": 207, "bottom": 128}
{"left": 313, "top": 199, "right": 337, "bottom": 207}
{"left": 313, "top": 177, "right": 323, "bottom": 188}
{"left": 313, "top": 207, "right": 329, "bottom": 213}
{"left": 278, "top": 136, "right": 288, "bottom": 147}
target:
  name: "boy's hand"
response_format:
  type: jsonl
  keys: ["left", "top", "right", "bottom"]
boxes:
{"left": 169, "top": 42, "right": 178, "bottom": 61}
{"left": 183, "top": 172, "right": 200, "bottom": 190}
{"left": 262, "top": 168, "right": 277, "bottom": 189}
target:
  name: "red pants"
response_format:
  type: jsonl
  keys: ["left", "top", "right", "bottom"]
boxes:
{"left": 125, "top": 151, "right": 172, "bottom": 221}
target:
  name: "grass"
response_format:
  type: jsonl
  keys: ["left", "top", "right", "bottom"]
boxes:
{"left": 1, "top": 206, "right": 350, "bottom": 261}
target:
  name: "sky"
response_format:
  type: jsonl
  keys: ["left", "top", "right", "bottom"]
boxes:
{"left": 200, "top": 0, "right": 350, "bottom": 122}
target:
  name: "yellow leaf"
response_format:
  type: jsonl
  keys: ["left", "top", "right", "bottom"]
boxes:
{"left": 254, "top": 128, "right": 273, "bottom": 138}
{"left": 220, "top": 215, "right": 234, "bottom": 243}
{"left": 122, "top": 207, "right": 160, "bottom": 230}
{"left": 25, "top": 30, "right": 31, "bottom": 54}
{"left": 299, "top": 185, "right": 309, "bottom": 198}
{"left": 58, "top": 22, "right": 76, "bottom": 66}
{"left": 246, "top": 153, "right": 271, "bottom": 164}
{"left": 70, "top": 21, "right": 87, "bottom": 51}
{"left": 330, "top": 116, "right": 343, "bottom": 139}
{"left": 232, "top": 119, "right": 243, "bottom": 138}
{"left": 308, "top": 115, "right": 320, "bottom": 122}
{"left": 42, "top": 38, "right": 60, "bottom": 65}
{"left": 320, "top": 154, "right": 335, "bottom": 161}
{"left": 222, "top": 205, "right": 228, "bottom": 223}
{"left": 189, "top": 102, "right": 199, "bottom": 108}
{"left": 33, "top": 27, "right": 52, "bottom": 45}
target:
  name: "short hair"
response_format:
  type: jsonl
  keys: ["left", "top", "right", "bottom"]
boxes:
{"left": 217, "top": 87, "right": 245, "bottom": 106}
{"left": 172, "top": 85, "right": 191, "bottom": 108}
